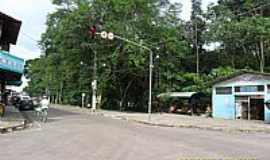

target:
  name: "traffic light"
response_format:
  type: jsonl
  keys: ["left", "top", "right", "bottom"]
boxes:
{"left": 89, "top": 25, "right": 97, "bottom": 39}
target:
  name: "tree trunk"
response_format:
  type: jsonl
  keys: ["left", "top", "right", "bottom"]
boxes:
{"left": 119, "top": 80, "right": 134, "bottom": 111}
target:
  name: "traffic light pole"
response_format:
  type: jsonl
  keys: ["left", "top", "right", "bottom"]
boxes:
{"left": 148, "top": 50, "right": 153, "bottom": 121}
{"left": 98, "top": 32, "right": 153, "bottom": 121}
{"left": 92, "top": 47, "right": 97, "bottom": 112}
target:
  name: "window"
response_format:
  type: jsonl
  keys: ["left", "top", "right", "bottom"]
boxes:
{"left": 234, "top": 85, "right": 264, "bottom": 93}
{"left": 235, "top": 87, "right": 240, "bottom": 92}
{"left": 267, "top": 85, "right": 270, "bottom": 93}
{"left": 258, "top": 85, "right": 264, "bottom": 92}
{"left": 216, "top": 87, "right": 232, "bottom": 95}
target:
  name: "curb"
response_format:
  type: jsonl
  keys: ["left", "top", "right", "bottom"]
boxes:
{"left": 100, "top": 113, "right": 270, "bottom": 134}
{"left": 0, "top": 108, "right": 33, "bottom": 134}
{"left": 0, "top": 120, "right": 27, "bottom": 134}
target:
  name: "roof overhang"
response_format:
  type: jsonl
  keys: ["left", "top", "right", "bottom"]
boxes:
{"left": 157, "top": 92, "right": 197, "bottom": 98}
{"left": 211, "top": 70, "right": 270, "bottom": 86}
{"left": 0, "top": 50, "right": 24, "bottom": 74}
{"left": 0, "top": 11, "right": 22, "bottom": 45}
{"left": 0, "top": 50, "right": 24, "bottom": 86}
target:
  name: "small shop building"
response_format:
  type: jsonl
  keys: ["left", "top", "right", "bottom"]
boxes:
{"left": 212, "top": 71, "right": 270, "bottom": 123}
{"left": 0, "top": 11, "right": 24, "bottom": 115}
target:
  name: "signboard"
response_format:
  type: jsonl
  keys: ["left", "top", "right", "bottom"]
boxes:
{"left": 0, "top": 50, "right": 24, "bottom": 74}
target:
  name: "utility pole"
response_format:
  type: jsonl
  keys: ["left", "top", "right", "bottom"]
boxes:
{"left": 92, "top": 48, "right": 97, "bottom": 111}
{"left": 260, "top": 8, "right": 264, "bottom": 73}
{"left": 148, "top": 50, "right": 153, "bottom": 121}
{"left": 195, "top": 21, "right": 199, "bottom": 77}
{"left": 98, "top": 31, "right": 153, "bottom": 121}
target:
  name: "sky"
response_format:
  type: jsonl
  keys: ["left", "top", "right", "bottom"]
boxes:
{"left": 0, "top": 0, "right": 216, "bottom": 91}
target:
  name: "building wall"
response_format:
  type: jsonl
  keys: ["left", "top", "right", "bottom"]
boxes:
{"left": 212, "top": 75, "right": 270, "bottom": 121}
{"left": 264, "top": 94, "right": 270, "bottom": 123}
{"left": 212, "top": 88, "right": 235, "bottom": 119}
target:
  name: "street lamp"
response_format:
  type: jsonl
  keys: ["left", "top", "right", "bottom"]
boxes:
{"left": 98, "top": 31, "right": 153, "bottom": 121}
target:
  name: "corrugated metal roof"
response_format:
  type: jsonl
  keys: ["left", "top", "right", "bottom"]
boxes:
{"left": 157, "top": 92, "right": 197, "bottom": 98}
{"left": 211, "top": 70, "right": 270, "bottom": 85}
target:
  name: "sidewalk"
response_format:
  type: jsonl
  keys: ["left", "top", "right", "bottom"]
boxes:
{"left": 99, "top": 110, "right": 270, "bottom": 133}
{"left": 52, "top": 104, "right": 270, "bottom": 133}
{"left": 0, "top": 106, "right": 26, "bottom": 133}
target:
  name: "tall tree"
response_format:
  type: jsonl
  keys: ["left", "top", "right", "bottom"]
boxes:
{"left": 205, "top": 0, "right": 270, "bottom": 72}
{"left": 25, "top": 0, "right": 190, "bottom": 111}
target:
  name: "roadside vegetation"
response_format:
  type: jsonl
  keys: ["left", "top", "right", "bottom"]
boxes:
{"left": 24, "top": 0, "right": 270, "bottom": 111}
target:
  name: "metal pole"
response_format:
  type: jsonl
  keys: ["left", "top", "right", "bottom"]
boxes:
{"left": 101, "top": 33, "right": 153, "bottom": 121}
{"left": 195, "top": 21, "right": 199, "bottom": 77}
{"left": 82, "top": 93, "right": 85, "bottom": 108}
{"left": 92, "top": 48, "right": 97, "bottom": 112}
{"left": 115, "top": 35, "right": 153, "bottom": 121}
{"left": 148, "top": 51, "right": 153, "bottom": 121}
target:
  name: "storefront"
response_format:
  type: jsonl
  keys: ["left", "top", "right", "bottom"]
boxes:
{"left": 0, "top": 11, "right": 24, "bottom": 116}
{"left": 212, "top": 71, "right": 270, "bottom": 123}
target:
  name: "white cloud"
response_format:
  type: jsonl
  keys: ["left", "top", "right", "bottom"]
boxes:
{"left": 170, "top": 0, "right": 217, "bottom": 21}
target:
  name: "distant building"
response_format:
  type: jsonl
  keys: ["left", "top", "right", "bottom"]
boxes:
{"left": 212, "top": 71, "right": 270, "bottom": 123}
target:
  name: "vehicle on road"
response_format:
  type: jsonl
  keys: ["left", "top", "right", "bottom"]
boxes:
{"left": 17, "top": 96, "right": 34, "bottom": 110}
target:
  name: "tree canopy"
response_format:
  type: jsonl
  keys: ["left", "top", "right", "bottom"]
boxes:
{"left": 24, "top": 0, "right": 270, "bottom": 111}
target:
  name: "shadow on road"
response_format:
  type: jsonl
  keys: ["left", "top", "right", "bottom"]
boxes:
{"left": 22, "top": 107, "right": 81, "bottom": 124}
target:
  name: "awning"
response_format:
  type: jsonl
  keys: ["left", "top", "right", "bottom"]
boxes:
{"left": 157, "top": 92, "right": 197, "bottom": 98}
{"left": 0, "top": 50, "right": 24, "bottom": 86}
{"left": 0, "top": 11, "right": 22, "bottom": 45}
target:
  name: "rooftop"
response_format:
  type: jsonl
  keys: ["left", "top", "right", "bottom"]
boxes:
{"left": 0, "top": 11, "right": 22, "bottom": 45}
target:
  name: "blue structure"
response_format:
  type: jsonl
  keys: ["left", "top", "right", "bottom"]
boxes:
{"left": 212, "top": 71, "right": 270, "bottom": 123}
{"left": 0, "top": 11, "right": 23, "bottom": 85}
{"left": 0, "top": 50, "right": 24, "bottom": 74}
{"left": 0, "top": 11, "right": 24, "bottom": 113}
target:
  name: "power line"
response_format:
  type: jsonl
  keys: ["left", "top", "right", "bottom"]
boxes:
{"left": 236, "top": 3, "right": 270, "bottom": 17}
{"left": 21, "top": 32, "right": 39, "bottom": 43}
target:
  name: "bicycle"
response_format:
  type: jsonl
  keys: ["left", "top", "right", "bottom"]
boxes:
{"left": 35, "top": 106, "right": 48, "bottom": 122}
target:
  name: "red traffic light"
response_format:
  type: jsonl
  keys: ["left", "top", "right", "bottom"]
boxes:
{"left": 89, "top": 25, "right": 97, "bottom": 38}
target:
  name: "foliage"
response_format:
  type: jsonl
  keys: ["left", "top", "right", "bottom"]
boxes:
{"left": 24, "top": 0, "right": 270, "bottom": 112}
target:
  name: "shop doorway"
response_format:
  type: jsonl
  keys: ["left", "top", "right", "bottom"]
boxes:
{"left": 250, "top": 98, "right": 264, "bottom": 120}
{"left": 235, "top": 96, "right": 264, "bottom": 120}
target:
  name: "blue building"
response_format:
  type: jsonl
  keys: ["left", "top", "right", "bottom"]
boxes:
{"left": 212, "top": 71, "right": 270, "bottom": 123}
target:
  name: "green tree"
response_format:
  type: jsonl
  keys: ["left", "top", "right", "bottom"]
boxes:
{"left": 25, "top": 0, "right": 191, "bottom": 111}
